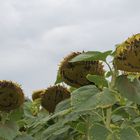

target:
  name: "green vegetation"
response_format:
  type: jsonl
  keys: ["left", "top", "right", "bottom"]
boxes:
{"left": 1, "top": 34, "right": 140, "bottom": 140}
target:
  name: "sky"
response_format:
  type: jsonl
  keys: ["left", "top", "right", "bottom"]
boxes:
{"left": 0, "top": 0, "right": 140, "bottom": 97}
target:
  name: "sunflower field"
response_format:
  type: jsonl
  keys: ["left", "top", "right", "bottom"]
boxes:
{"left": 1, "top": 34, "right": 140, "bottom": 140}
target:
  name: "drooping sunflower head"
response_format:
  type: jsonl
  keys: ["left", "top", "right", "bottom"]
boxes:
{"left": 59, "top": 52, "right": 105, "bottom": 88}
{"left": 114, "top": 33, "right": 140, "bottom": 72}
{"left": 0, "top": 80, "right": 24, "bottom": 112}
{"left": 32, "top": 89, "right": 45, "bottom": 101}
{"left": 41, "top": 85, "right": 70, "bottom": 113}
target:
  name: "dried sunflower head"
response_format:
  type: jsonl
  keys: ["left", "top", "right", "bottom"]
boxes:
{"left": 41, "top": 85, "right": 70, "bottom": 113}
{"left": 32, "top": 89, "right": 45, "bottom": 101}
{"left": 0, "top": 80, "right": 24, "bottom": 112}
{"left": 59, "top": 52, "right": 105, "bottom": 88}
{"left": 114, "top": 33, "right": 140, "bottom": 72}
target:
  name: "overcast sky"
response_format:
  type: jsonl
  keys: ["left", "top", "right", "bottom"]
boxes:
{"left": 0, "top": 0, "right": 140, "bottom": 97}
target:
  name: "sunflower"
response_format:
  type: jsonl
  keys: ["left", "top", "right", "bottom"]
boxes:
{"left": 41, "top": 85, "right": 70, "bottom": 113}
{"left": 59, "top": 52, "right": 104, "bottom": 88}
{"left": 114, "top": 34, "right": 140, "bottom": 72}
{"left": 0, "top": 80, "right": 24, "bottom": 112}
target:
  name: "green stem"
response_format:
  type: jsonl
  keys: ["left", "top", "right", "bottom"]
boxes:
{"left": 105, "top": 61, "right": 113, "bottom": 75}
{"left": 83, "top": 117, "right": 90, "bottom": 140}
{"left": 106, "top": 107, "right": 112, "bottom": 129}
{"left": 112, "top": 106, "right": 137, "bottom": 114}
{"left": 85, "top": 125, "right": 90, "bottom": 140}
{"left": 105, "top": 63, "right": 117, "bottom": 129}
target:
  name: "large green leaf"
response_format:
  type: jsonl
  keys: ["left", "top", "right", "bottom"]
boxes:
{"left": 0, "top": 121, "right": 19, "bottom": 140}
{"left": 89, "top": 124, "right": 111, "bottom": 140}
{"left": 70, "top": 50, "right": 112, "bottom": 62}
{"left": 120, "top": 127, "right": 140, "bottom": 140}
{"left": 71, "top": 85, "right": 99, "bottom": 110}
{"left": 71, "top": 85, "right": 117, "bottom": 111}
{"left": 95, "top": 88, "right": 117, "bottom": 108}
{"left": 116, "top": 75, "right": 140, "bottom": 104}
